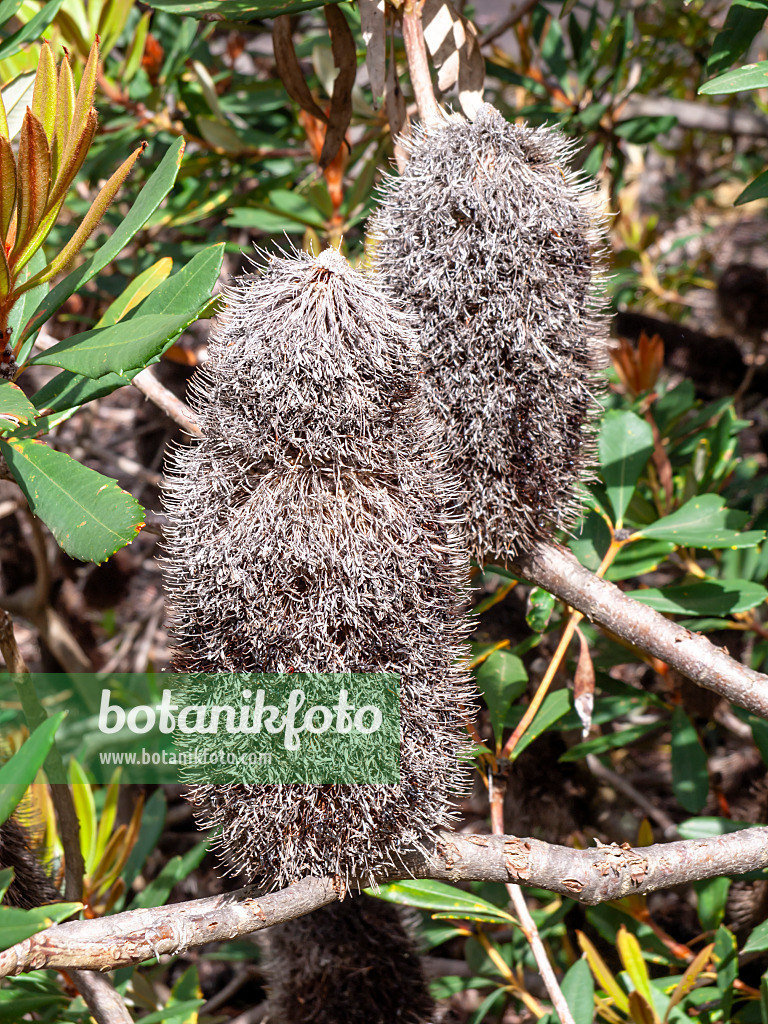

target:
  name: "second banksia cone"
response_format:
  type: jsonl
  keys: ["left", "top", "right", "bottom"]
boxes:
{"left": 369, "top": 104, "right": 608, "bottom": 561}
{"left": 162, "top": 245, "right": 473, "bottom": 886}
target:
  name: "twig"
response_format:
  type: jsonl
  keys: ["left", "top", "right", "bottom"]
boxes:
{"left": 401, "top": 2, "right": 442, "bottom": 126}
{"left": 131, "top": 367, "right": 203, "bottom": 438}
{"left": 68, "top": 969, "right": 134, "bottom": 1024}
{"left": 585, "top": 754, "right": 680, "bottom": 840}
{"left": 3, "top": 826, "right": 768, "bottom": 976}
{"left": 490, "top": 778, "right": 573, "bottom": 1024}
{"left": 480, "top": 0, "right": 539, "bottom": 46}
{"left": 502, "top": 540, "right": 768, "bottom": 719}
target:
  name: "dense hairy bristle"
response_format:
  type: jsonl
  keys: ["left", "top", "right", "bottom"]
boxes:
{"left": 264, "top": 895, "right": 435, "bottom": 1024}
{"left": 368, "top": 104, "right": 608, "bottom": 560}
{"left": 162, "top": 247, "right": 473, "bottom": 889}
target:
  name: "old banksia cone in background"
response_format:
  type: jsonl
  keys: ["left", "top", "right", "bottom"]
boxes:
{"left": 369, "top": 104, "right": 607, "bottom": 561}
{"left": 162, "top": 246, "right": 473, "bottom": 888}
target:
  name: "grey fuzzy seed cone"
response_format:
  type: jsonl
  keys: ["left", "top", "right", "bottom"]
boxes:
{"left": 368, "top": 104, "right": 609, "bottom": 561}
{"left": 161, "top": 247, "right": 474, "bottom": 890}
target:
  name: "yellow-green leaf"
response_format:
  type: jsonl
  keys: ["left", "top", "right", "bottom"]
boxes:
{"left": 31, "top": 40, "right": 57, "bottom": 143}
{"left": 48, "top": 106, "right": 96, "bottom": 215}
{"left": 22, "top": 141, "right": 144, "bottom": 289}
{"left": 52, "top": 51, "right": 75, "bottom": 181}
{"left": 617, "top": 926, "right": 654, "bottom": 1007}
{"left": 12, "top": 109, "right": 50, "bottom": 257}
{"left": 0, "top": 243, "right": 9, "bottom": 301}
{"left": 63, "top": 37, "right": 99, "bottom": 166}
{"left": 577, "top": 930, "right": 629, "bottom": 1013}
{"left": 0, "top": 136, "right": 16, "bottom": 240}
{"left": 0, "top": 86, "right": 8, "bottom": 141}
{"left": 95, "top": 258, "right": 173, "bottom": 327}
{"left": 69, "top": 757, "right": 96, "bottom": 872}
{"left": 91, "top": 770, "right": 121, "bottom": 868}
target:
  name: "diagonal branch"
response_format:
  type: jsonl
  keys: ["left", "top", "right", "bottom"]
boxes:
{"left": 2, "top": 826, "right": 767, "bottom": 977}
{"left": 502, "top": 541, "right": 768, "bottom": 719}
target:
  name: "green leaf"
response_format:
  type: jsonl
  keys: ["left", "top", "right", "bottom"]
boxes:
{"left": 0, "top": 869, "right": 12, "bottom": 903}
{"left": 0, "top": 900, "right": 82, "bottom": 952}
{"left": 613, "top": 115, "right": 677, "bottom": 144}
{"left": 29, "top": 312, "right": 198, "bottom": 379}
{"left": 509, "top": 689, "right": 573, "bottom": 760}
{"left": 145, "top": 0, "right": 336, "bottom": 19}
{"left": 371, "top": 879, "right": 514, "bottom": 923}
{"left": 560, "top": 720, "right": 662, "bottom": 762}
{"left": 131, "top": 841, "right": 209, "bottom": 910}
{"left": 475, "top": 649, "right": 528, "bottom": 749}
{"left": 714, "top": 926, "right": 737, "bottom": 1021}
{"left": 0, "top": 382, "right": 37, "bottom": 430}
{"left": 627, "top": 579, "right": 767, "bottom": 616}
{"left": 0, "top": 712, "right": 65, "bottom": 824}
{"left": 69, "top": 758, "right": 96, "bottom": 872}
{"left": 634, "top": 493, "right": 765, "bottom": 549}
{"left": 744, "top": 917, "right": 768, "bottom": 954}
{"left": 699, "top": 59, "right": 768, "bottom": 94}
{"left": 525, "top": 587, "right": 556, "bottom": 632}
{"left": 560, "top": 957, "right": 594, "bottom": 1024}
{"left": 736, "top": 168, "right": 768, "bottom": 205}
{"left": 95, "top": 258, "right": 173, "bottom": 328}
{"left": 605, "top": 539, "right": 675, "bottom": 582}
{"left": 19, "top": 138, "right": 185, "bottom": 348}
{"left": 0, "top": 438, "right": 144, "bottom": 563}
{"left": 693, "top": 876, "right": 730, "bottom": 931}
{"left": 133, "top": 243, "right": 224, "bottom": 318}
{"left": 707, "top": 0, "right": 768, "bottom": 75}
{"left": 0, "top": 0, "right": 65, "bottom": 62}
{"left": 570, "top": 510, "right": 611, "bottom": 571}
{"left": 677, "top": 817, "right": 758, "bottom": 840}
{"left": 671, "top": 706, "right": 709, "bottom": 814}
{"left": 599, "top": 410, "right": 654, "bottom": 527}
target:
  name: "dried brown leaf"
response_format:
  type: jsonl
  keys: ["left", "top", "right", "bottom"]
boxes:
{"left": 272, "top": 15, "right": 329, "bottom": 126}
{"left": 320, "top": 4, "right": 357, "bottom": 168}
{"left": 360, "top": 0, "right": 386, "bottom": 107}
{"left": 422, "top": 0, "right": 484, "bottom": 117}
{"left": 574, "top": 626, "right": 595, "bottom": 739}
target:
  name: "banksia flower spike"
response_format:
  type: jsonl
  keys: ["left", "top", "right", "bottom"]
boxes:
{"left": 368, "top": 104, "right": 608, "bottom": 561}
{"left": 162, "top": 246, "right": 473, "bottom": 888}
{"left": 0, "top": 39, "right": 145, "bottom": 363}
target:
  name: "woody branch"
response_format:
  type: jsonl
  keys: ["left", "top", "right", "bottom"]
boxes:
{"left": 1, "top": 826, "right": 766, "bottom": 977}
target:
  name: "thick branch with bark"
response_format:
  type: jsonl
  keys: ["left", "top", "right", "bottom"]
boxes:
{"left": 2, "top": 827, "right": 766, "bottom": 977}
{"left": 504, "top": 541, "right": 768, "bottom": 718}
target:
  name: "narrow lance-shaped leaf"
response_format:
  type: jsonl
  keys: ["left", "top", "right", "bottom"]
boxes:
{"left": 11, "top": 109, "right": 50, "bottom": 260}
{"left": 17, "top": 142, "right": 146, "bottom": 293}
{"left": 0, "top": 136, "right": 16, "bottom": 240}
{"left": 95, "top": 257, "right": 173, "bottom": 327}
{"left": 320, "top": 3, "right": 356, "bottom": 168}
{"left": 29, "top": 311, "right": 198, "bottom": 378}
{"left": 0, "top": 243, "right": 10, "bottom": 302}
{"left": 30, "top": 40, "right": 57, "bottom": 143}
{"left": 0, "top": 381, "right": 38, "bottom": 429}
{"left": 0, "top": 437, "right": 144, "bottom": 563}
{"left": 272, "top": 15, "right": 330, "bottom": 125}
{"left": 13, "top": 111, "right": 97, "bottom": 276}
{"left": 47, "top": 105, "right": 97, "bottom": 214}
{"left": 0, "top": 712, "right": 66, "bottom": 823}
{"left": 0, "top": 85, "right": 8, "bottom": 141}
{"left": 61, "top": 36, "right": 99, "bottom": 168}
{"left": 17, "top": 137, "right": 185, "bottom": 346}
{"left": 52, "top": 50, "right": 75, "bottom": 181}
